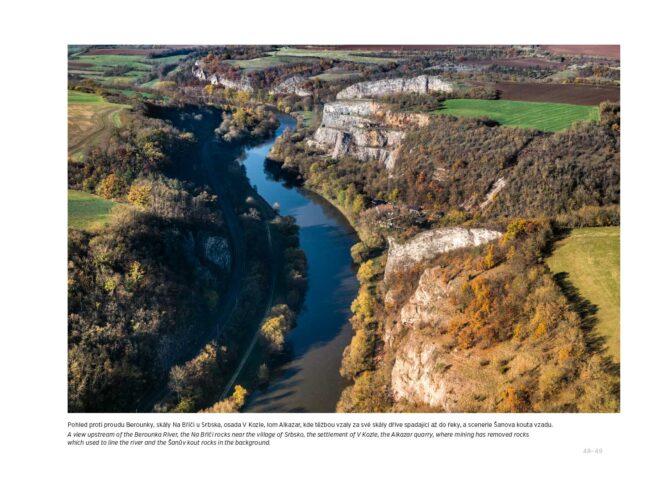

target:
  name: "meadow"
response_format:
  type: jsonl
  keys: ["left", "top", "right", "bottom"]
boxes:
{"left": 547, "top": 227, "right": 620, "bottom": 361}
{"left": 68, "top": 189, "right": 117, "bottom": 230}
{"left": 68, "top": 90, "right": 128, "bottom": 161}
{"left": 224, "top": 55, "right": 319, "bottom": 71}
{"left": 69, "top": 51, "right": 185, "bottom": 86}
{"left": 433, "top": 99, "right": 599, "bottom": 132}
{"left": 311, "top": 69, "right": 362, "bottom": 81}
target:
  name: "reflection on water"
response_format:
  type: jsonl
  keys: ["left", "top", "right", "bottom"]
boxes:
{"left": 242, "top": 116, "right": 358, "bottom": 412}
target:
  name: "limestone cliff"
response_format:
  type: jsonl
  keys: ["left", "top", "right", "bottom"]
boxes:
{"left": 384, "top": 227, "right": 502, "bottom": 280}
{"left": 308, "top": 100, "right": 428, "bottom": 170}
{"left": 209, "top": 74, "right": 254, "bottom": 93}
{"left": 336, "top": 75, "right": 454, "bottom": 100}
{"left": 191, "top": 62, "right": 254, "bottom": 92}
{"left": 269, "top": 75, "right": 311, "bottom": 97}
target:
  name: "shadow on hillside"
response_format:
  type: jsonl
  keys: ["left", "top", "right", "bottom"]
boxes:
{"left": 551, "top": 270, "right": 619, "bottom": 377}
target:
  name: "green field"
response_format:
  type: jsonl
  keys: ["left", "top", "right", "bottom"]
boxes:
{"left": 546, "top": 227, "right": 620, "bottom": 361}
{"left": 311, "top": 70, "right": 362, "bottom": 81}
{"left": 68, "top": 90, "right": 106, "bottom": 104}
{"left": 73, "top": 54, "right": 153, "bottom": 71}
{"left": 68, "top": 190, "right": 117, "bottom": 230}
{"left": 433, "top": 99, "right": 599, "bottom": 132}
{"left": 225, "top": 55, "right": 319, "bottom": 71}
{"left": 269, "top": 47, "right": 402, "bottom": 64}
{"left": 69, "top": 52, "right": 184, "bottom": 87}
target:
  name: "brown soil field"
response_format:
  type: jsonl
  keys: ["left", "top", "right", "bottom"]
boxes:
{"left": 85, "top": 48, "right": 166, "bottom": 55}
{"left": 541, "top": 45, "right": 620, "bottom": 59}
{"left": 68, "top": 61, "right": 94, "bottom": 68}
{"left": 68, "top": 69, "right": 103, "bottom": 76}
{"left": 303, "top": 45, "right": 454, "bottom": 51}
{"left": 493, "top": 81, "right": 620, "bottom": 105}
{"left": 465, "top": 57, "right": 564, "bottom": 69}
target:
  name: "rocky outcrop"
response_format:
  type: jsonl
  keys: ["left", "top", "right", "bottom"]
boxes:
{"left": 308, "top": 100, "right": 428, "bottom": 170}
{"left": 384, "top": 227, "right": 502, "bottom": 281}
{"left": 191, "top": 60, "right": 254, "bottom": 92}
{"left": 389, "top": 264, "right": 496, "bottom": 411}
{"left": 192, "top": 62, "right": 206, "bottom": 81}
{"left": 390, "top": 334, "right": 489, "bottom": 411}
{"left": 269, "top": 75, "right": 311, "bottom": 97}
{"left": 399, "top": 266, "right": 457, "bottom": 329}
{"left": 209, "top": 74, "right": 254, "bottom": 93}
{"left": 202, "top": 236, "right": 231, "bottom": 271}
{"left": 390, "top": 338, "right": 451, "bottom": 409}
{"left": 480, "top": 177, "right": 507, "bottom": 209}
{"left": 336, "top": 75, "right": 454, "bottom": 100}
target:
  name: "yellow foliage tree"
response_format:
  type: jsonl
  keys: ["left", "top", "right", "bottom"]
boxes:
{"left": 127, "top": 182, "right": 152, "bottom": 208}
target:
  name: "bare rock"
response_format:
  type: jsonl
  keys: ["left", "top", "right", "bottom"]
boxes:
{"left": 336, "top": 75, "right": 454, "bottom": 100}
{"left": 384, "top": 227, "right": 502, "bottom": 281}
{"left": 269, "top": 75, "right": 311, "bottom": 97}
{"left": 202, "top": 236, "right": 231, "bottom": 271}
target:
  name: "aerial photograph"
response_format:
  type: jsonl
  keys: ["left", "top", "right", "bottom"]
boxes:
{"left": 67, "top": 44, "right": 620, "bottom": 413}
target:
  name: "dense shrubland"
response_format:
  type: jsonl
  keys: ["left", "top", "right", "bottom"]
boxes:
{"left": 68, "top": 175, "right": 229, "bottom": 412}
{"left": 214, "top": 105, "right": 278, "bottom": 143}
{"left": 68, "top": 112, "right": 196, "bottom": 198}
{"left": 270, "top": 103, "right": 619, "bottom": 230}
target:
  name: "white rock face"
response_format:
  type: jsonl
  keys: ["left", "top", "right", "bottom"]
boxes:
{"left": 269, "top": 75, "right": 311, "bottom": 97}
{"left": 337, "top": 75, "right": 454, "bottom": 100}
{"left": 384, "top": 227, "right": 502, "bottom": 280}
{"left": 399, "top": 267, "right": 456, "bottom": 328}
{"left": 308, "top": 100, "right": 426, "bottom": 170}
{"left": 209, "top": 74, "right": 254, "bottom": 93}
{"left": 390, "top": 340, "right": 451, "bottom": 409}
{"left": 192, "top": 65, "right": 206, "bottom": 81}
{"left": 203, "top": 236, "right": 231, "bottom": 271}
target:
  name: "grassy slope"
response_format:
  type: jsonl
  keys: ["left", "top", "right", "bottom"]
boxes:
{"left": 68, "top": 190, "right": 117, "bottom": 230}
{"left": 546, "top": 227, "right": 620, "bottom": 361}
{"left": 433, "top": 99, "right": 599, "bottom": 132}
{"left": 68, "top": 90, "right": 129, "bottom": 161}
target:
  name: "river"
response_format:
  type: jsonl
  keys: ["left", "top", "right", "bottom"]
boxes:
{"left": 240, "top": 115, "right": 359, "bottom": 412}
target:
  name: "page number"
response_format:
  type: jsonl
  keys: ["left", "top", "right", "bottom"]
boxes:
{"left": 583, "top": 448, "right": 604, "bottom": 454}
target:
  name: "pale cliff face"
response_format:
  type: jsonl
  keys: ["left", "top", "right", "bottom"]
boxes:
{"left": 308, "top": 100, "right": 428, "bottom": 170}
{"left": 336, "top": 75, "right": 454, "bottom": 100}
{"left": 269, "top": 75, "right": 312, "bottom": 97}
{"left": 384, "top": 227, "right": 502, "bottom": 281}
{"left": 210, "top": 74, "right": 254, "bottom": 93}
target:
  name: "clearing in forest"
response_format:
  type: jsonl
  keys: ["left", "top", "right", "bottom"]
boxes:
{"left": 68, "top": 189, "right": 117, "bottom": 230}
{"left": 546, "top": 227, "right": 620, "bottom": 361}
{"left": 433, "top": 99, "right": 599, "bottom": 132}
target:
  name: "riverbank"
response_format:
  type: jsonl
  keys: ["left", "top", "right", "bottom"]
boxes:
{"left": 232, "top": 115, "right": 360, "bottom": 412}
